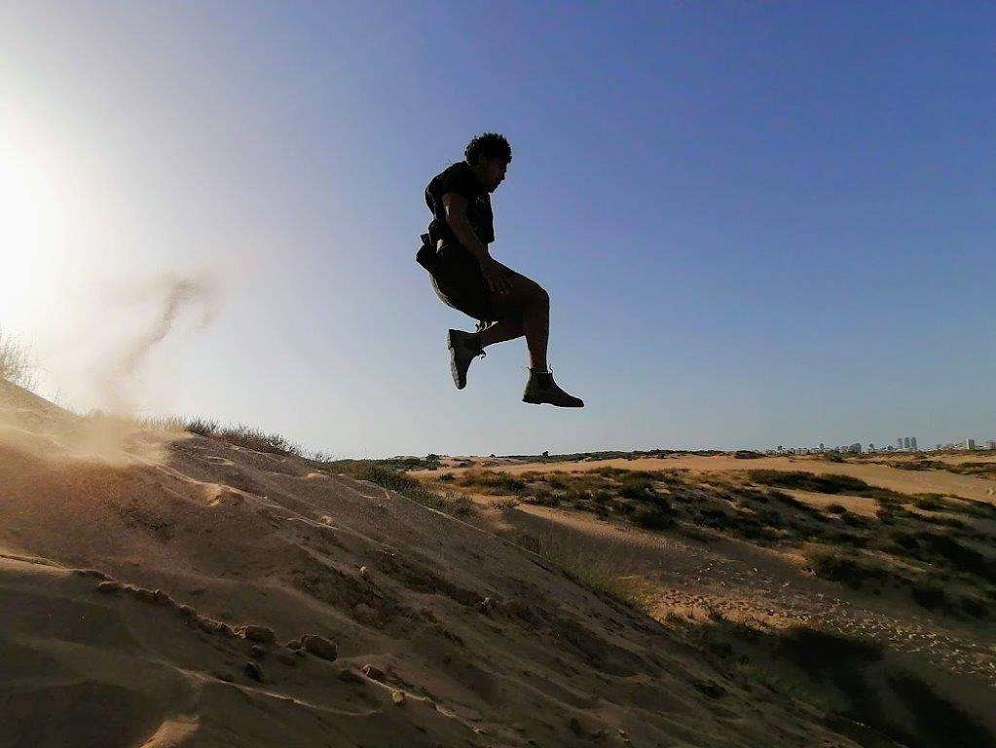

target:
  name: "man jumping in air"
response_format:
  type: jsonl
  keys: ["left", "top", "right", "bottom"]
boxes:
{"left": 418, "top": 133, "right": 584, "bottom": 408}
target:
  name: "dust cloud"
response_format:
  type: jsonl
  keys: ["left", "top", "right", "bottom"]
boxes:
{"left": 100, "top": 273, "right": 220, "bottom": 414}
{"left": 0, "top": 272, "right": 220, "bottom": 465}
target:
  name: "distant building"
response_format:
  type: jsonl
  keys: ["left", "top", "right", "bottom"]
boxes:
{"left": 965, "top": 439, "right": 977, "bottom": 450}
{"left": 988, "top": 440, "right": 996, "bottom": 450}
{"left": 910, "top": 436, "right": 918, "bottom": 451}
{"left": 897, "top": 438, "right": 904, "bottom": 449}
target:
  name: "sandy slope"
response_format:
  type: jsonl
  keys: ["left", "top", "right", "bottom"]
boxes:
{"left": 1, "top": 385, "right": 870, "bottom": 748}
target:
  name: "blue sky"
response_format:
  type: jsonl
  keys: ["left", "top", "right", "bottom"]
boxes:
{"left": 1, "top": 2, "right": 993, "bottom": 456}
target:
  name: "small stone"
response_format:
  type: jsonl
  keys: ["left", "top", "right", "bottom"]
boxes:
{"left": 241, "top": 625, "right": 276, "bottom": 644}
{"left": 694, "top": 679, "right": 727, "bottom": 699}
{"left": 301, "top": 634, "right": 338, "bottom": 661}
{"left": 197, "top": 617, "right": 223, "bottom": 634}
{"left": 276, "top": 651, "right": 298, "bottom": 666}
{"left": 131, "top": 587, "right": 154, "bottom": 603}
{"left": 250, "top": 644, "right": 266, "bottom": 659}
{"left": 352, "top": 603, "right": 380, "bottom": 626}
{"left": 362, "top": 664, "right": 386, "bottom": 681}
{"left": 478, "top": 596, "right": 496, "bottom": 614}
{"left": 359, "top": 566, "right": 369, "bottom": 578}
{"left": 75, "top": 569, "right": 111, "bottom": 581}
{"left": 96, "top": 580, "right": 122, "bottom": 593}
{"left": 392, "top": 690, "right": 405, "bottom": 706}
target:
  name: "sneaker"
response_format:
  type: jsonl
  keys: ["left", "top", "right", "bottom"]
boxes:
{"left": 522, "top": 369, "right": 584, "bottom": 408}
{"left": 447, "top": 329, "right": 484, "bottom": 390}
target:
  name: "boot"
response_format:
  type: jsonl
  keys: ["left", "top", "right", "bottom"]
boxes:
{"left": 522, "top": 369, "right": 584, "bottom": 408}
{"left": 447, "top": 329, "right": 484, "bottom": 390}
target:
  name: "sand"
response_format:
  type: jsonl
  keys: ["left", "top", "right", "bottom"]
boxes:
{"left": 3, "top": 384, "right": 993, "bottom": 746}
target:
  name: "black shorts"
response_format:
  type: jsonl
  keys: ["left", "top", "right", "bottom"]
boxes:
{"left": 428, "top": 244, "right": 499, "bottom": 322}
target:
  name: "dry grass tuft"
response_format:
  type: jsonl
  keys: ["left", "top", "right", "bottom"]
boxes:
{"left": 0, "top": 327, "right": 37, "bottom": 390}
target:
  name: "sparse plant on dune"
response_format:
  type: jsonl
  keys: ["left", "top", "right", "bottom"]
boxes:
{"left": 514, "top": 528, "right": 651, "bottom": 610}
{"left": 0, "top": 326, "right": 37, "bottom": 390}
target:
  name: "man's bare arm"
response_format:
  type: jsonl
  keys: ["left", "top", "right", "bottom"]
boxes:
{"left": 442, "top": 192, "right": 511, "bottom": 295}
{"left": 442, "top": 193, "right": 489, "bottom": 262}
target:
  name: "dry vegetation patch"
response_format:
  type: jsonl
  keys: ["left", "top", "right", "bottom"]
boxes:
{"left": 415, "top": 462, "right": 996, "bottom": 621}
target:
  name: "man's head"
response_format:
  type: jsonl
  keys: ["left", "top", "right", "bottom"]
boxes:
{"left": 465, "top": 132, "right": 511, "bottom": 192}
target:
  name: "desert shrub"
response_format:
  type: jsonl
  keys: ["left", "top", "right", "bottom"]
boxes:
{"left": 755, "top": 507, "right": 786, "bottom": 528}
{"left": 185, "top": 417, "right": 220, "bottom": 436}
{"left": 875, "top": 506, "right": 897, "bottom": 524}
{"left": 592, "top": 466, "right": 629, "bottom": 478}
{"left": 547, "top": 475, "right": 569, "bottom": 490}
{"left": 632, "top": 505, "right": 675, "bottom": 530}
{"left": 458, "top": 469, "right": 527, "bottom": 494}
{"left": 917, "top": 532, "right": 995, "bottom": 582}
{"left": 437, "top": 472, "right": 455, "bottom": 482}
{"left": 914, "top": 495, "right": 949, "bottom": 512}
{"left": 0, "top": 327, "right": 37, "bottom": 389}
{"left": 188, "top": 422, "right": 303, "bottom": 457}
{"left": 959, "top": 594, "right": 989, "bottom": 619}
{"left": 590, "top": 489, "right": 613, "bottom": 504}
{"left": 825, "top": 503, "right": 848, "bottom": 515}
{"left": 825, "top": 530, "right": 866, "bottom": 546}
{"left": 934, "top": 516, "right": 967, "bottom": 530}
{"left": 747, "top": 471, "right": 905, "bottom": 504}
{"left": 619, "top": 475, "right": 659, "bottom": 501}
{"left": 449, "top": 495, "right": 476, "bottom": 517}
{"left": 840, "top": 512, "right": 869, "bottom": 528}
{"left": 340, "top": 463, "right": 448, "bottom": 511}
{"left": 526, "top": 487, "right": 560, "bottom": 507}
{"left": 694, "top": 506, "right": 737, "bottom": 532}
{"left": 911, "top": 578, "right": 955, "bottom": 613}
{"left": 888, "top": 530, "right": 920, "bottom": 552}
{"left": 489, "top": 497, "right": 519, "bottom": 511}
{"left": 808, "top": 551, "right": 887, "bottom": 589}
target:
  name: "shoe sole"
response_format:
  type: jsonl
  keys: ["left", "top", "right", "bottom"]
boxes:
{"left": 522, "top": 394, "right": 584, "bottom": 407}
{"left": 447, "top": 330, "right": 466, "bottom": 390}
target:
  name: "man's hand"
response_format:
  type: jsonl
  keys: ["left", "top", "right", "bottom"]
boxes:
{"left": 480, "top": 257, "right": 513, "bottom": 295}
{"left": 443, "top": 192, "right": 512, "bottom": 295}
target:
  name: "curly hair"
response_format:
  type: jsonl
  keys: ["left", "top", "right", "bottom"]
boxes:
{"left": 464, "top": 132, "right": 512, "bottom": 164}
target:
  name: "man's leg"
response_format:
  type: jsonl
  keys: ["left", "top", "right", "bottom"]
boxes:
{"left": 485, "top": 265, "right": 549, "bottom": 372}
{"left": 486, "top": 265, "right": 582, "bottom": 407}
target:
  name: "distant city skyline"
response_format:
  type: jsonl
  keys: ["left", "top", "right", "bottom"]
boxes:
{"left": 767, "top": 434, "right": 994, "bottom": 455}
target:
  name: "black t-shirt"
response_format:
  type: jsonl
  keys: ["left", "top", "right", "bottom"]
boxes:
{"left": 425, "top": 161, "right": 494, "bottom": 247}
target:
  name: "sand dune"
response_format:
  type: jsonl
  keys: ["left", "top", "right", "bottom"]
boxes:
{"left": 0, "top": 384, "right": 882, "bottom": 747}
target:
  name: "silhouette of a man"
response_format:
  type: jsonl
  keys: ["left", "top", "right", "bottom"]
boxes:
{"left": 419, "top": 133, "right": 583, "bottom": 407}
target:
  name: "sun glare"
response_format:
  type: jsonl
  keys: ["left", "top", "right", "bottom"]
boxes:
{"left": 0, "top": 128, "right": 76, "bottom": 323}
